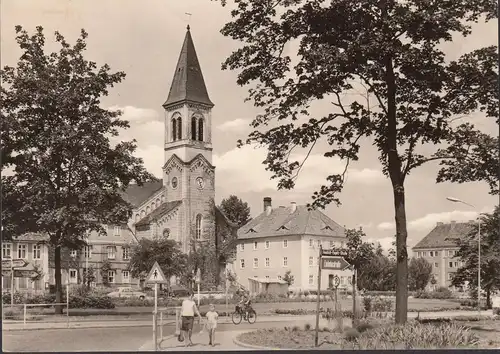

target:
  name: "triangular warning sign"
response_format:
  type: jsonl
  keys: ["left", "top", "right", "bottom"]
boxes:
{"left": 146, "top": 261, "right": 167, "bottom": 283}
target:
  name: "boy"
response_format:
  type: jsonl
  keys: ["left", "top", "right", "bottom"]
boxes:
{"left": 204, "top": 304, "right": 219, "bottom": 346}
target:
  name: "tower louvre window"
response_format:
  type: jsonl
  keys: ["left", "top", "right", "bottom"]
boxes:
{"left": 176, "top": 117, "right": 182, "bottom": 140}
{"left": 191, "top": 117, "right": 197, "bottom": 140}
{"left": 198, "top": 118, "right": 204, "bottom": 141}
{"left": 172, "top": 118, "right": 177, "bottom": 141}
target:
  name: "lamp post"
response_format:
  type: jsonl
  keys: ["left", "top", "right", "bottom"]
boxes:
{"left": 446, "top": 197, "right": 481, "bottom": 316}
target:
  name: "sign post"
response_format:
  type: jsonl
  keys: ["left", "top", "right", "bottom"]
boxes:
{"left": 352, "top": 267, "right": 358, "bottom": 327}
{"left": 330, "top": 275, "right": 343, "bottom": 332}
{"left": 145, "top": 262, "right": 168, "bottom": 351}
{"left": 196, "top": 269, "right": 201, "bottom": 307}
{"left": 1, "top": 259, "right": 30, "bottom": 309}
{"left": 225, "top": 268, "right": 229, "bottom": 317}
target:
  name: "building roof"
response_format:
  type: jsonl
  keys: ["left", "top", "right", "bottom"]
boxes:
{"left": 163, "top": 26, "right": 214, "bottom": 108}
{"left": 12, "top": 232, "right": 50, "bottom": 243}
{"left": 135, "top": 200, "right": 183, "bottom": 227}
{"left": 412, "top": 221, "right": 473, "bottom": 250}
{"left": 120, "top": 180, "right": 164, "bottom": 207}
{"left": 237, "top": 204, "right": 345, "bottom": 240}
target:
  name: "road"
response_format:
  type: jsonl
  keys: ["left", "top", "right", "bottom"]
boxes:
{"left": 2, "top": 320, "right": 299, "bottom": 352}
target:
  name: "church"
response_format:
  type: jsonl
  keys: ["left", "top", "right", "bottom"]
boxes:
{"left": 51, "top": 25, "right": 238, "bottom": 290}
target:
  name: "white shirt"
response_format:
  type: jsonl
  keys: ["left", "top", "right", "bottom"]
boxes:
{"left": 181, "top": 299, "right": 196, "bottom": 317}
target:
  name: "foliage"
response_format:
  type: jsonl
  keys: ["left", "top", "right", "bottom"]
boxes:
{"left": 127, "top": 237, "right": 187, "bottom": 286}
{"left": 82, "top": 266, "right": 96, "bottom": 287}
{"left": 1, "top": 26, "right": 155, "bottom": 313}
{"left": 218, "top": 195, "right": 251, "bottom": 226}
{"left": 351, "top": 321, "right": 479, "bottom": 349}
{"left": 356, "top": 321, "right": 375, "bottom": 333}
{"left": 452, "top": 206, "right": 500, "bottom": 308}
{"left": 344, "top": 328, "right": 361, "bottom": 342}
{"left": 215, "top": 0, "right": 498, "bottom": 324}
{"left": 360, "top": 254, "right": 396, "bottom": 291}
{"left": 283, "top": 270, "right": 294, "bottom": 286}
{"left": 408, "top": 258, "right": 433, "bottom": 291}
{"left": 68, "top": 295, "right": 115, "bottom": 309}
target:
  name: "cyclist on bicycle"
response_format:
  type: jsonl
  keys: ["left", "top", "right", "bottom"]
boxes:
{"left": 238, "top": 292, "right": 251, "bottom": 318}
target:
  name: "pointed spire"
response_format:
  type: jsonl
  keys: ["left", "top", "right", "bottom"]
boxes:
{"left": 163, "top": 27, "right": 214, "bottom": 108}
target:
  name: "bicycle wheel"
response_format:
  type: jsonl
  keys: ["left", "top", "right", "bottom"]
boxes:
{"left": 232, "top": 311, "right": 242, "bottom": 325}
{"left": 247, "top": 309, "right": 257, "bottom": 324}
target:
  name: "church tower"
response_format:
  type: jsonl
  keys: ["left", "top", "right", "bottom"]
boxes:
{"left": 162, "top": 25, "right": 216, "bottom": 253}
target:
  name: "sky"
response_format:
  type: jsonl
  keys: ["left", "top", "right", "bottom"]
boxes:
{"left": 2, "top": 0, "right": 498, "bottom": 253}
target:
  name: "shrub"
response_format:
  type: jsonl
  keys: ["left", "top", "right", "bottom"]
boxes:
{"left": 372, "top": 296, "right": 393, "bottom": 312}
{"left": 356, "top": 321, "right": 374, "bottom": 333}
{"left": 363, "top": 297, "right": 373, "bottom": 313}
{"left": 494, "top": 308, "right": 500, "bottom": 315}
{"left": 2, "top": 292, "right": 26, "bottom": 305}
{"left": 274, "top": 308, "right": 309, "bottom": 315}
{"left": 68, "top": 295, "right": 115, "bottom": 309}
{"left": 4, "top": 307, "right": 21, "bottom": 319}
{"left": 415, "top": 287, "right": 453, "bottom": 299}
{"left": 344, "top": 328, "right": 361, "bottom": 341}
{"left": 304, "top": 323, "right": 312, "bottom": 331}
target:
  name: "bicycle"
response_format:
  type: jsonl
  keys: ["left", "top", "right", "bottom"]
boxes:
{"left": 231, "top": 304, "right": 257, "bottom": 324}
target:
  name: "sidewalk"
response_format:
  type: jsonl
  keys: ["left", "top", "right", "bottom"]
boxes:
{"left": 2, "top": 310, "right": 494, "bottom": 331}
{"left": 139, "top": 330, "right": 253, "bottom": 351}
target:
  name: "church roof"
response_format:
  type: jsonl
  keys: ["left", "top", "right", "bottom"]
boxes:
{"left": 237, "top": 204, "right": 345, "bottom": 240}
{"left": 412, "top": 221, "right": 473, "bottom": 249}
{"left": 163, "top": 26, "right": 214, "bottom": 108}
{"left": 135, "top": 200, "right": 182, "bottom": 227}
{"left": 120, "top": 180, "right": 164, "bottom": 207}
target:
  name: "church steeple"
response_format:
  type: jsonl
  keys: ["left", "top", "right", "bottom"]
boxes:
{"left": 163, "top": 26, "right": 214, "bottom": 108}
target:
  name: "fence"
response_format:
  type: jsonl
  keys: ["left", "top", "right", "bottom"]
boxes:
{"left": 2, "top": 302, "right": 70, "bottom": 329}
{"left": 150, "top": 306, "right": 181, "bottom": 351}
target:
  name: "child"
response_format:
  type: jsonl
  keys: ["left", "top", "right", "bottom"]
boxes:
{"left": 204, "top": 304, "right": 219, "bottom": 346}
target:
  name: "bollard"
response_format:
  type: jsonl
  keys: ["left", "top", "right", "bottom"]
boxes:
{"left": 23, "top": 304, "right": 27, "bottom": 328}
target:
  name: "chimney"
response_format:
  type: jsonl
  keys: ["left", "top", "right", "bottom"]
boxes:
{"left": 290, "top": 202, "right": 297, "bottom": 213}
{"left": 263, "top": 197, "right": 272, "bottom": 212}
{"left": 436, "top": 222, "right": 444, "bottom": 226}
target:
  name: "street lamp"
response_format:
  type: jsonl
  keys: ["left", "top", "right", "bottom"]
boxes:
{"left": 446, "top": 197, "right": 482, "bottom": 316}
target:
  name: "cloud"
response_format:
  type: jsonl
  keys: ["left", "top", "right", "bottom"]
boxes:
{"left": 213, "top": 144, "right": 386, "bottom": 193}
{"left": 108, "top": 105, "right": 161, "bottom": 124}
{"left": 376, "top": 207, "right": 492, "bottom": 232}
{"left": 217, "top": 118, "right": 251, "bottom": 132}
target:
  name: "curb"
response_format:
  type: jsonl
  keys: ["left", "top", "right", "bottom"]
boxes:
{"left": 233, "top": 334, "right": 281, "bottom": 351}
{"left": 3, "top": 322, "right": 155, "bottom": 332}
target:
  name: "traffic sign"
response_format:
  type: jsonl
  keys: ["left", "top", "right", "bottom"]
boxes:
{"left": 14, "top": 269, "right": 39, "bottom": 278}
{"left": 322, "top": 256, "right": 351, "bottom": 270}
{"left": 195, "top": 268, "right": 201, "bottom": 284}
{"left": 331, "top": 275, "right": 340, "bottom": 288}
{"left": 145, "top": 261, "right": 167, "bottom": 283}
{"left": 321, "top": 248, "right": 348, "bottom": 257}
{"left": 1, "top": 259, "right": 28, "bottom": 268}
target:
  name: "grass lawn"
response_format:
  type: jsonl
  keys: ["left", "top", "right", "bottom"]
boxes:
{"left": 464, "top": 319, "right": 500, "bottom": 348}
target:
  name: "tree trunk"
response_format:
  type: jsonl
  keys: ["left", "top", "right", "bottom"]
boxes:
{"left": 393, "top": 188, "right": 409, "bottom": 323}
{"left": 385, "top": 55, "right": 409, "bottom": 324}
{"left": 486, "top": 288, "right": 491, "bottom": 309}
{"left": 54, "top": 245, "right": 63, "bottom": 315}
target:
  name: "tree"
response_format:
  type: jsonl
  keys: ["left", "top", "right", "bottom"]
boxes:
{"left": 1, "top": 26, "right": 154, "bottom": 313}
{"left": 452, "top": 206, "right": 500, "bottom": 308}
{"left": 219, "top": 195, "right": 251, "bottom": 227}
{"left": 360, "top": 254, "right": 396, "bottom": 291}
{"left": 128, "top": 238, "right": 188, "bottom": 288}
{"left": 283, "top": 270, "right": 294, "bottom": 286}
{"left": 215, "top": 0, "right": 497, "bottom": 324}
{"left": 408, "top": 258, "right": 433, "bottom": 291}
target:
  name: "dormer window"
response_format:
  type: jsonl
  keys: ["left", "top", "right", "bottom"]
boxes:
{"left": 322, "top": 225, "right": 333, "bottom": 231}
{"left": 277, "top": 225, "right": 289, "bottom": 231}
{"left": 247, "top": 228, "right": 257, "bottom": 233}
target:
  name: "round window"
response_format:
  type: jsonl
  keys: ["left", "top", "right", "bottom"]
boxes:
{"left": 171, "top": 177, "right": 178, "bottom": 189}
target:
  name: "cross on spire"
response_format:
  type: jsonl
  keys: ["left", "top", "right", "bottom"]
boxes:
{"left": 185, "top": 12, "right": 192, "bottom": 30}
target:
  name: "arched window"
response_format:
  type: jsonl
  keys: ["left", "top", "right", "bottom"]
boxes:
{"left": 161, "top": 195, "right": 165, "bottom": 203}
{"left": 146, "top": 206, "right": 150, "bottom": 214}
{"left": 176, "top": 117, "right": 182, "bottom": 140}
{"left": 195, "top": 214, "right": 202, "bottom": 240}
{"left": 135, "top": 214, "right": 139, "bottom": 222}
{"left": 172, "top": 118, "right": 177, "bottom": 141}
{"left": 156, "top": 198, "right": 160, "bottom": 207}
{"left": 198, "top": 118, "right": 204, "bottom": 141}
{"left": 163, "top": 228, "right": 170, "bottom": 238}
{"left": 191, "top": 117, "right": 197, "bottom": 140}
{"left": 141, "top": 210, "right": 146, "bottom": 218}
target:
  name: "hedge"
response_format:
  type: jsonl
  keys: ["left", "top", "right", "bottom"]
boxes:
{"left": 414, "top": 287, "right": 453, "bottom": 299}
{"left": 2, "top": 292, "right": 114, "bottom": 309}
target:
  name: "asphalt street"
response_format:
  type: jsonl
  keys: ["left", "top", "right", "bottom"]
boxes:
{"left": 2, "top": 320, "right": 296, "bottom": 352}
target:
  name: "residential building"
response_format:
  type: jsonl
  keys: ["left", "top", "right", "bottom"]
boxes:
{"left": 412, "top": 220, "right": 473, "bottom": 290}
{"left": 231, "top": 197, "right": 352, "bottom": 293}
{"left": 2, "top": 233, "right": 50, "bottom": 295}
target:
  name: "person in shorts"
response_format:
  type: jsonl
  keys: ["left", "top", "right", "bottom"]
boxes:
{"left": 204, "top": 304, "right": 219, "bottom": 346}
{"left": 180, "top": 291, "right": 201, "bottom": 347}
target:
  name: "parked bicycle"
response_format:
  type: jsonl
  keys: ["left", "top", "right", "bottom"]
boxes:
{"left": 231, "top": 303, "right": 257, "bottom": 324}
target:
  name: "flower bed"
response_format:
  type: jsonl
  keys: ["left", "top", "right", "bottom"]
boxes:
{"left": 237, "top": 320, "right": 481, "bottom": 349}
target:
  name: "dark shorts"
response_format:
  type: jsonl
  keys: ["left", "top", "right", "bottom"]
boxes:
{"left": 181, "top": 316, "right": 194, "bottom": 331}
